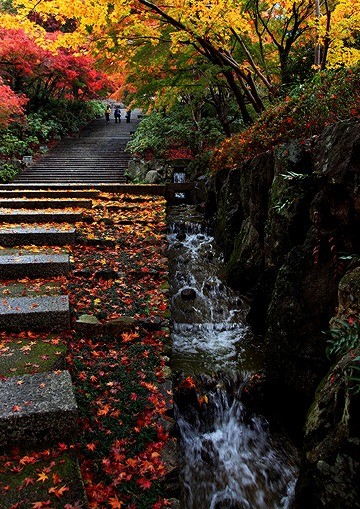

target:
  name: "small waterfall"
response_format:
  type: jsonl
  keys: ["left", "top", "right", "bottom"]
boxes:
{"left": 173, "top": 171, "right": 186, "bottom": 200}
{"left": 176, "top": 380, "right": 299, "bottom": 509}
{"left": 168, "top": 206, "right": 299, "bottom": 509}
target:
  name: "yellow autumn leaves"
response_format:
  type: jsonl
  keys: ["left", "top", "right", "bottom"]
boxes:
{"left": 2, "top": 0, "right": 360, "bottom": 83}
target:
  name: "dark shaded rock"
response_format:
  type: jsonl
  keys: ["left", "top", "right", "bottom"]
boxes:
{"left": 100, "top": 217, "right": 115, "bottom": 225}
{"left": 295, "top": 348, "right": 360, "bottom": 509}
{"left": 225, "top": 218, "right": 263, "bottom": 291}
{"left": 94, "top": 269, "right": 119, "bottom": 280}
{"left": 181, "top": 288, "right": 196, "bottom": 300}
{"left": 73, "top": 268, "right": 92, "bottom": 278}
{"left": 264, "top": 245, "right": 337, "bottom": 426}
{"left": 296, "top": 266, "right": 360, "bottom": 508}
{"left": 139, "top": 315, "right": 163, "bottom": 330}
{"left": 313, "top": 119, "right": 360, "bottom": 184}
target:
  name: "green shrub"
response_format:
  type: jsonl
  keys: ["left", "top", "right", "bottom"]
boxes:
{"left": 0, "top": 162, "right": 18, "bottom": 183}
{"left": 126, "top": 108, "right": 225, "bottom": 160}
{"left": 0, "top": 133, "right": 29, "bottom": 157}
{"left": 326, "top": 318, "right": 360, "bottom": 394}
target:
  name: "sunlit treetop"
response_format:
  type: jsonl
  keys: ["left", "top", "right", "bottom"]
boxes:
{"left": 3, "top": 0, "right": 360, "bottom": 119}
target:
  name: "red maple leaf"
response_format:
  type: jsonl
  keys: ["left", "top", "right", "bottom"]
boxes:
{"left": 137, "top": 477, "right": 152, "bottom": 490}
{"left": 48, "top": 484, "right": 70, "bottom": 498}
{"left": 108, "top": 495, "right": 124, "bottom": 508}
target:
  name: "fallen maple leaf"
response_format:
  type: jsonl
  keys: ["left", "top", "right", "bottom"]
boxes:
{"left": 23, "top": 477, "right": 35, "bottom": 486}
{"left": 32, "top": 501, "right": 52, "bottom": 508}
{"left": 20, "top": 455, "right": 36, "bottom": 465}
{"left": 108, "top": 495, "right": 124, "bottom": 508}
{"left": 121, "top": 331, "right": 139, "bottom": 343}
{"left": 137, "top": 477, "right": 152, "bottom": 490}
{"left": 52, "top": 472, "right": 62, "bottom": 484}
{"left": 49, "top": 484, "right": 70, "bottom": 498}
{"left": 36, "top": 471, "right": 49, "bottom": 483}
{"left": 97, "top": 403, "right": 111, "bottom": 416}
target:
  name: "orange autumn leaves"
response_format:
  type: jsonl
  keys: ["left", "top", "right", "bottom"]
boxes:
{"left": 0, "top": 193, "right": 173, "bottom": 509}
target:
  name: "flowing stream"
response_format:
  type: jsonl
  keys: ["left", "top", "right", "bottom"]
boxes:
{"left": 167, "top": 205, "right": 299, "bottom": 509}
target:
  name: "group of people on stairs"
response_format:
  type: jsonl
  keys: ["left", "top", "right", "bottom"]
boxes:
{"left": 105, "top": 105, "right": 131, "bottom": 123}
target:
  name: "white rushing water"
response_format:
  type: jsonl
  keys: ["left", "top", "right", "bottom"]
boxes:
{"left": 176, "top": 386, "right": 299, "bottom": 509}
{"left": 168, "top": 223, "right": 254, "bottom": 374}
{"left": 168, "top": 210, "right": 299, "bottom": 509}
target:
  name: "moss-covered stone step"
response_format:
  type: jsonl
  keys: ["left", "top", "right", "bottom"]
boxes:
{"left": 0, "top": 294, "right": 69, "bottom": 331}
{"left": 0, "top": 198, "right": 93, "bottom": 209}
{"left": 0, "top": 226, "right": 76, "bottom": 246}
{"left": 0, "top": 337, "right": 67, "bottom": 377}
{"left": 0, "top": 209, "right": 83, "bottom": 223}
{"left": 0, "top": 248, "right": 70, "bottom": 279}
{"left": 0, "top": 448, "right": 88, "bottom": 508}
{"left": 0, "top": 370, "right": 78, "bottom": 447}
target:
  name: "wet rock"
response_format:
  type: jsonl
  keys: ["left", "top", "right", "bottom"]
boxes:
{"left": 180, "top": 288, "right": 194, "bottom": 301}
{"left": 181, "top": 288, "right": 196, "bottom": 300}
{"left": 176, "top": 231, "right": 186, "bottom": 241}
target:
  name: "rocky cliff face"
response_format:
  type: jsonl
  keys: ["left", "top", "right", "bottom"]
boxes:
{"left": 205, "top": 118, "right": 360, "bottom": 508}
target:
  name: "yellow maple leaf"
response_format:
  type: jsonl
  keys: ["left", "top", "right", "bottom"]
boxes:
{"left": 36, "top": 471, "right": 48, "bottom": 483}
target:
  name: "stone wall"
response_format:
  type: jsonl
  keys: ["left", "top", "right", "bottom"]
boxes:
{"left": 205, "top": 118, "right": 360, "bottom": 508}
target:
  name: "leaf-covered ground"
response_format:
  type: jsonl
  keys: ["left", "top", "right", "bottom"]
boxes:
{"left": 0, "top": 193, "right": 175, "bottom": 509}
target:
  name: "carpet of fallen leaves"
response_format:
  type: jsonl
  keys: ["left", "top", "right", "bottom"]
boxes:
{"left": 0, "top": 193, "right": 175, "bottom": 509}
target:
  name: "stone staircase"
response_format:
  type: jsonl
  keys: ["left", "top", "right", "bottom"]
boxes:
{"left": 0, "top": 191, "right": 89, "bottom": 506}
{"left": 11, "top": 115, "right": 139, "bottom": 185}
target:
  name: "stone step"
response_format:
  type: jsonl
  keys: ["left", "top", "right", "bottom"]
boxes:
{"left": 0, "top": 183, "right": 166, "bottom": 194}
{"left": 14, "top": 172, "right": 126, "bottom": 181}
{"left": 13, "top": 177, "right": 125, "bottom": 181}
{"left": 0, "top": 370, "right": 78, "bottom": 447}
{"left": 18, "top": 166, "right": 129, "bottom": 171}
{"left": 0, "top": 294, "right": 69, "bottom": 331}
{"left": 0, "top": 226, "right": 76, "bottom": 246}
{"left": 0, "top": 248, "right": 69, "bottom": 279}
{"left": 0, "top": 198, "right": 92, "bottom": 209}
{"left": 12, "top": 180, "right": 126, "bottom": 185}
{"left": 0, "top": 209, "right": 84, "bottom": 224}
{"left": 0, "top": 336, "right": 67, "bottom": 377}
{"left": 0, "top": 189, "right": 99, "bottom": 198}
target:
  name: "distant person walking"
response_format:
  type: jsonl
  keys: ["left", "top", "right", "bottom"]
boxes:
{"left": 105, "top": 105, "right": 111, "bottom": 122}
{"left": 125, "top": 109, "right": 131, "bottom": 123}
{"left": 114, "top": 107, "right": 121, "bottom": 123}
